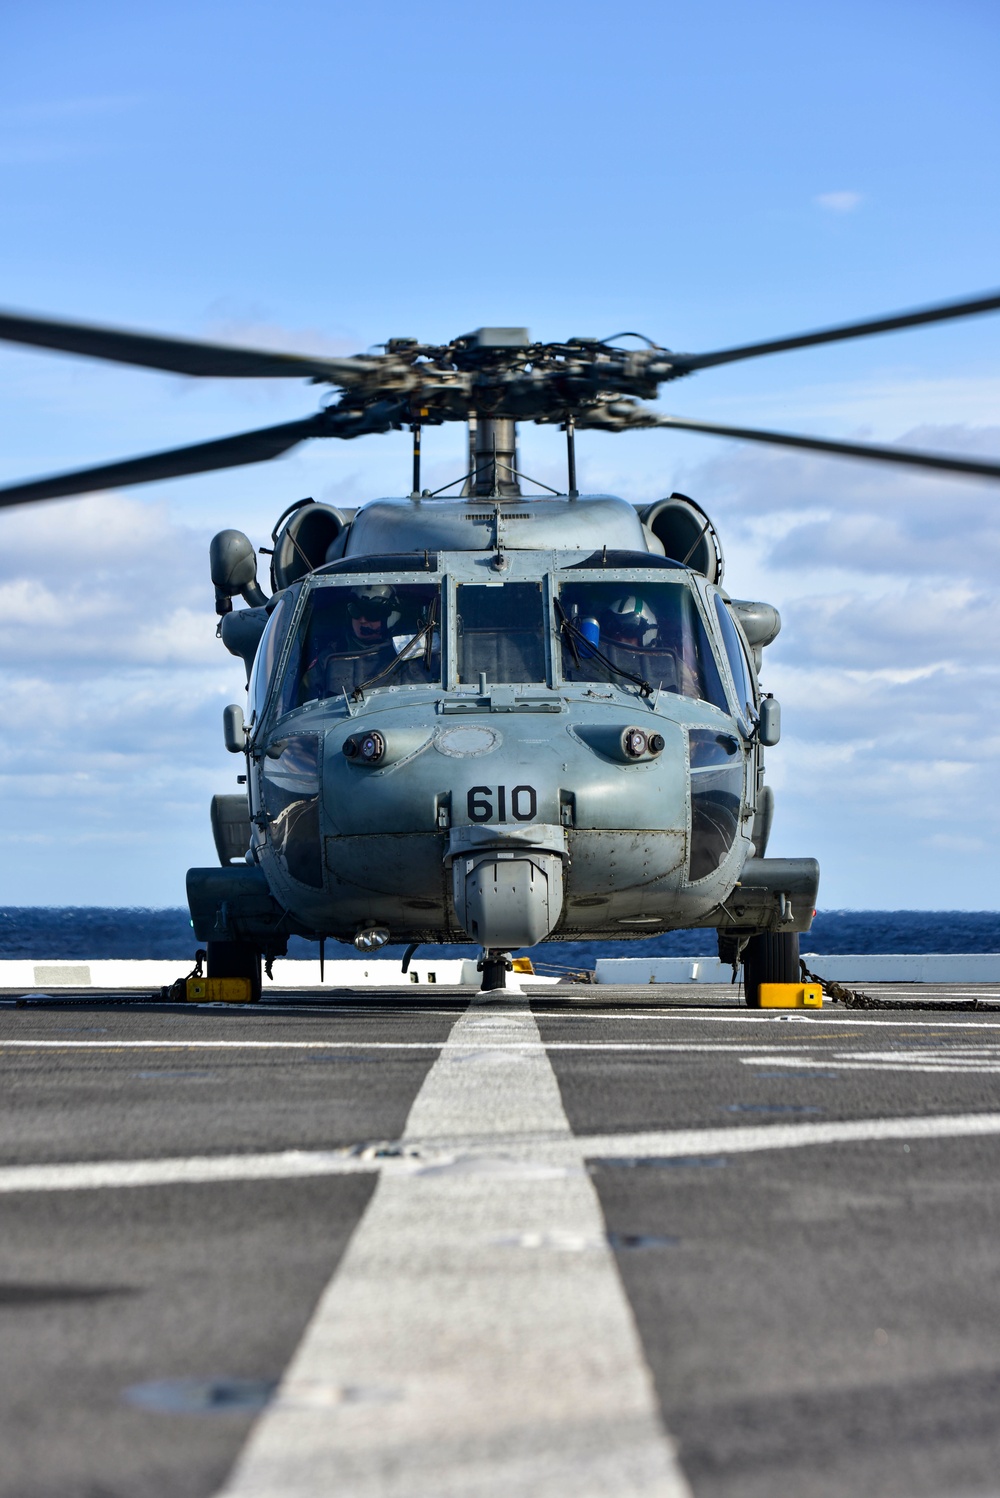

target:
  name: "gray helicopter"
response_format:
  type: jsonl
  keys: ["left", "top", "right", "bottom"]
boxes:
{"left": 0, "top": 294, "right": 998, "bottom": 996}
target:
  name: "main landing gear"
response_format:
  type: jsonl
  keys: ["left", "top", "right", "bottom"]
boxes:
{"left": 742, "top": 931, "right": 800, "bottom": 1007}
{"left": 205, "top": 940, "right": 262, "bottom": 1002}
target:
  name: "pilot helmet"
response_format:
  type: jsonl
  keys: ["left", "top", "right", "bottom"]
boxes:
{"left": 346, "top": 584, "right": 402, "bottom": 633}
{"left": 604, "top": 594, "right": 658, "bottom": 649}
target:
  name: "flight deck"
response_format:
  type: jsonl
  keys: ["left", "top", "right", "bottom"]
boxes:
{"left": 0, "top": 983, "right": 999, "bottom": 1497}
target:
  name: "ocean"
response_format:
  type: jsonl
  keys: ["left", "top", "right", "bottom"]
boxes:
{"left": 0, "top": 908, "right": 996, "bottom": 964}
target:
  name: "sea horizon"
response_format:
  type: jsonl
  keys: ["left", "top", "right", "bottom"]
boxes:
{"left": 0, "top": 907, "right": 996, "bottom": 964}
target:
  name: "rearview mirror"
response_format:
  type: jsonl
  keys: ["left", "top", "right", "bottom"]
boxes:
{"left": 223, "top": 704, "right": 247, "bottom": 754}
{"left": 758, "top": 696, "right": 781, "bottom": 747}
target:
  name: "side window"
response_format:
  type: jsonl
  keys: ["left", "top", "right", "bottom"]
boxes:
{"left": 714, "top": 595, "right": 757, "bottom": 727}
{"left": 248, "top": 590, "right": 295, "bottom": 726}
{"left": 688, "top": 729, "right": 743, "bottom": 881}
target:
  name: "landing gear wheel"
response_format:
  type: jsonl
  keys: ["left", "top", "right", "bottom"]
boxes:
{"left": 742, "top": 931, "right": 799, "bottom": 1008}
{"left": 478, "top": 949, "right": 512, "bottom": 992}
{"left": 206, "top": 940, "right": 262, "bottom": 1002}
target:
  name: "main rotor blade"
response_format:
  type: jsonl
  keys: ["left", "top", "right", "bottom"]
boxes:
{"left": 651, "top": 413, "right": 1000, "bottom": 482}
{"left": 0, "top": 308, "right": 375, "bottom": 384}
{"left": 0, "top": 417, "right": 326, "bottom": 508}
{"left": 673, "top": 290, "right": 1000, "bottom": 374}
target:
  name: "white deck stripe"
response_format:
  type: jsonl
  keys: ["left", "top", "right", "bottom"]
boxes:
{"left": 6, "top": 1109, "right": 1000, "bottom": 1195}
{"left": 10, "top": 1037, "right": 1000, "bottom": 1054}
{"left": 216, "top": 996, "right": 692, "bottom": 1498}
{"left": 0, "top": 1039, "right": 445, "bottom": 1050}
{"left": 579, "top": 1112, "right": 1000, "bottom": 1160}
{"left": 742, "top": 1057, "right": 1000, "bottom": 1074}
{"left": 0, "top": 1150, "right": 382, "bottom": 1192}
{"left": 656, "top": 1012, "right": 1000, "bottom": 1029}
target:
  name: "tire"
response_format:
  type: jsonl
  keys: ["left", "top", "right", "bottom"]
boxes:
{"left": 206, "top": 940, "right": 262, "bottom": 1002}
{"left": 479, "top": 951, "right": 510, "bottom": 991}
{"left": 743, "top": 931, "right": 799, "bottom": 1008}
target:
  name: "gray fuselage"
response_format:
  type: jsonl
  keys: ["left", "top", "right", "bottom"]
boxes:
{"left": 242, "top": 496, "right": 772, "bottom": 951}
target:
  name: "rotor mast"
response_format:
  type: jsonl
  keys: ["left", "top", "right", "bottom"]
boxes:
{"left": 472, "top": 416, "right": 521, "bottom": 497}
{"left": 461, "top": 329, "right": 527, "bottom": 499}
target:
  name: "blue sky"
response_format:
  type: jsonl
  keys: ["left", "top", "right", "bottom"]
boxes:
{"left": 0, "top": 0, "right": 998, "bottom": 908}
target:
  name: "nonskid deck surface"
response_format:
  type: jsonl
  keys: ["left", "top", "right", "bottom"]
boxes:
{"left": 2, "top": 988, "right": 1000, "bottom": 1497}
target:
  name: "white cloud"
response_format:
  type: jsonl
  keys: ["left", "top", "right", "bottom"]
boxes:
{"left": 652, "top": 423, "right": 1000, "bottom": 905}
{"left": 815, "top": 190, "right": 864, "bottom": 214}
{"left": 0, "top": 493, "right": 246, "bottom": 901}
{"left": 692, "top": 378, "right": 1000, "bottom": 442}
{"left": 0, "top": 419, "right": 997, "bottom": 907}
{"left": 686, "top": 426, "right": 1000, "bottom": 586}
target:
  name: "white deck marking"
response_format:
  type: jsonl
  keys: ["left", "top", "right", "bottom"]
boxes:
{"left": 579, "top": 1112, "right": 1000, "bottom": 1160}
{"left": 9, "top": 1037, "right": 1000, "bottom": 1055}
{"left": 741, "top": 1054, "right": 1000, "bottom": 1075}
{"left": 7, "top": 1110, "right": 1000, "bottom": 1195}
{"left": 216, "top": 996, "right": 692, "bottom": 1498}
{"left": 0, "top": 1149, "right": 385, "bottom": 1192}
{"left": 657, "top": 1012, "right": 1000, "bottom": 1029}
{"left": 0, "top": 1039, "right": 447, "bottom": 1050}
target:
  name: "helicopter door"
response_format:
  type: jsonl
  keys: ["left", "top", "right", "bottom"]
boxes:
{"left": 456, "top": 582, "right": 546, "bottom": 684}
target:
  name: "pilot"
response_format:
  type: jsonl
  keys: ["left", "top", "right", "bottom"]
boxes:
{"left": 602, "top": 593, "right": 699, "bottom": 696}
{"left": 602, "top": 594, "right": 659, "bottom": 652}
{"left": 301, "top": 585, "right": 403, "bottom": 700}
{"left": 344, "top": 584, "right": 403, "bottom": 651}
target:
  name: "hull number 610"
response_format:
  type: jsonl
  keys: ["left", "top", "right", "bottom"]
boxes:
{"left": 467, "top": 785, "right": 538, "bottom": 823}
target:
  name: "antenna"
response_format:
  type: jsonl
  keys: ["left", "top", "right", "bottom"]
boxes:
{"left": 565, "top": 414, "right": 578, "bottom": 498}
{"left": 410, "top": 422, "right": 421, "bottom": 497}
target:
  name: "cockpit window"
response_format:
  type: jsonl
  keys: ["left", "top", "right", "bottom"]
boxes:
{"left": 558, "top": 580, "right": 729, "bottom": 710}
{"left": 277, "top": 582, "right": 441, "bottom": 712}
{"left": 456, "top": 582, "right": 546, "bottom": 684}
{"left": 713, "top": 595, "right": 757, "bottom": 727}
{"left": 248, "top": 589, "right": 295, "bottom": 727}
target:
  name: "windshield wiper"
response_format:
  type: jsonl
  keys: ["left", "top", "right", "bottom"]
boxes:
{"left": 555, "top": 600, "right": 652, "bottom": 698}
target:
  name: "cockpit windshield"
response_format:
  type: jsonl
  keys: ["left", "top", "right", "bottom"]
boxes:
{"left": 278, "top": 582, "right": 441, "bottom": 712}
{"left": 558, "top": 580, "right": 729, "bottom": 710}
{"left": 456, "top": 582, "right": 546, "bottom": 684}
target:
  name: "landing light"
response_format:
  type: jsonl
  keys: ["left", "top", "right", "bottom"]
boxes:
{"left": 360, "top": 731, "right": 385, "bottom": 762}
{"left": 354, "top": 926, "right": 390, "bottom": 952}
{"left": 343, "top": 730, "right": 386, "bottom": 763}
{"left": 622, "top": 727, "right": 665, "bottom": 759}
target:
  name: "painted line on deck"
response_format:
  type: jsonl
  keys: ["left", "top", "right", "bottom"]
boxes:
{"left": 7, "top": 1109, "right": 1000, "bottom": 1195}
{"left": 653, "top": 1012, "right": 1000, "bottom": 1029}
{"left": 579, "top": 1112, "right": 1000, "bottom": 1161}
{"left": 216, "top": 994, "right": 691, "bottom": 1498}
{"left": 740, "top": 1054, "right": 1000, "bottom": 1075}
{"left": 0, "top": 1039, "right": 448, "bottom": 1050}
{"left": 0, "top": 1149, "right": 383, "bottom": 1192}
{"left": 9, "top": 1038, "right": 1000, "bottom": 1057}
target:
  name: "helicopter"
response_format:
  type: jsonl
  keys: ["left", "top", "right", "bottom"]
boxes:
{"left": 0, "top": 293, "right": 997, "bottom": 997}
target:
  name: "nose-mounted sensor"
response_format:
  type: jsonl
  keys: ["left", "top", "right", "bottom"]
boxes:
{"left": 343, "top": 730, "right": 386, "bottom": 764}
{"left": 622, "top": 727, "right": 666, "bottom": 759}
